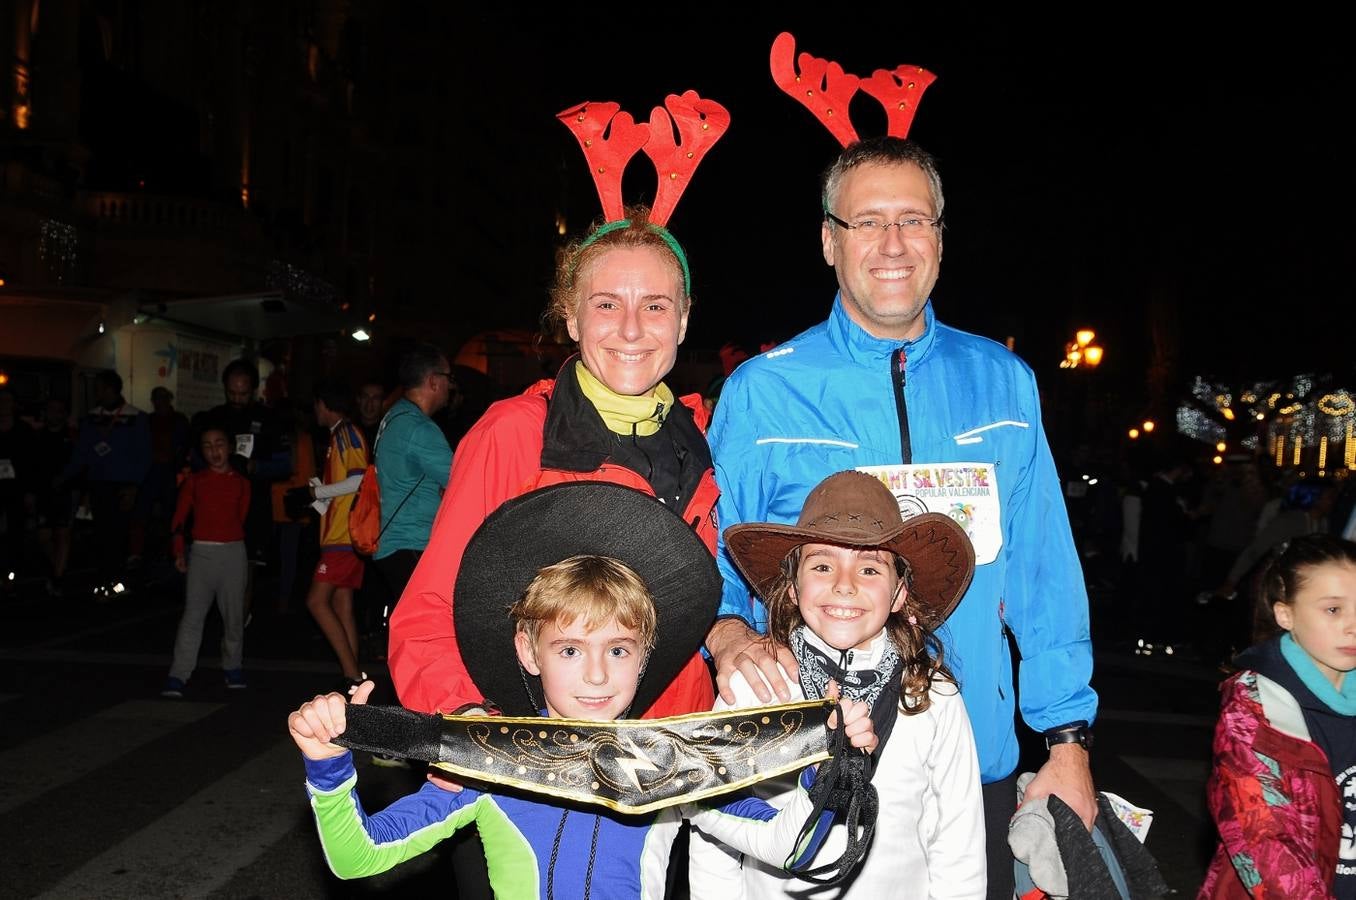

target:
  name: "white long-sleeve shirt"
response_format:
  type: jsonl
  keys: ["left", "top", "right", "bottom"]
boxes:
{"left": 689, "top": 636, "right": 987, "bottom": 899}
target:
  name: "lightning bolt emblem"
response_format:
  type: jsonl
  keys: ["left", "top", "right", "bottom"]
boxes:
{"left": 612, "top": 735, "right": 660, "bottom": 792}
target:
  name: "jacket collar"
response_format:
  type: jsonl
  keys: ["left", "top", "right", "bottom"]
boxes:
{"left": 538, "top": 355, "right": 710, "bottom": 482}
{"left": 540, "top": 354, "right": 616, "bottom": 473}
{"left": 826, "top": 293, "right": 938, "bottom": 370}
{"left": 802, "top": 627, "right": 890, "bottom": 671}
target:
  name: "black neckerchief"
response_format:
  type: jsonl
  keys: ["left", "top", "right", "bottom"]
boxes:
{"left": 791, "top": 626, "right": 903, "bottom": 774}
{"left": 538, "top": 356, "right": 711, "bottom": 508}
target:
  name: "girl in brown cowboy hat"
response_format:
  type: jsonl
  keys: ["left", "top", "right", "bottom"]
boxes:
{"left": 690, "top": 469, "right": 988, "bottom": 898}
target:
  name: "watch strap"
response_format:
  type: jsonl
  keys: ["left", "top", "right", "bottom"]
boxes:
{"left": 1043, "top": 721, "right": 1093, "bottom": 750}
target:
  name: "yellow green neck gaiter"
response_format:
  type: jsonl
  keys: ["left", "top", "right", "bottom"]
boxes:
{"left": 574, "top": 361, "right": 674, "bottom": 437}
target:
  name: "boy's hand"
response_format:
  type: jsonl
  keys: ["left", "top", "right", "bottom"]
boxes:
{"left": 824, "top": 680, "right": 878, "bottom": 755}
{"left": 288, "top": 680, "right": 375, "bottom": 760}
{"left": 175, "top": 556, "right": 188, "bottom": 574}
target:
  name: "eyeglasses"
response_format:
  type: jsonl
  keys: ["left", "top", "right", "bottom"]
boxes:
{"left": 825, "top": 211, "right": 942, "bottom": 240}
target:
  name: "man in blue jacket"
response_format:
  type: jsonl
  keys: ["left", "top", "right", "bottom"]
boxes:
{"left": 705, "top": 137, "right": 1098, "bottom": 899}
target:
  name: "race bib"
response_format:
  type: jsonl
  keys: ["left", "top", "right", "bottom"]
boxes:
{"left": 235, "top": 434, "right": 255, "bottom": 459}
{"left": 0, "top": 459, "right": 14, "bottom": 480}
{"left": 857, "top": 463, "right": 1003, "bottom": 565}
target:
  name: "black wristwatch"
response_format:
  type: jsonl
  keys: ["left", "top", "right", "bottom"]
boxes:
{"left": 1043, "top": 721, "right": 1094, "bottom": 751}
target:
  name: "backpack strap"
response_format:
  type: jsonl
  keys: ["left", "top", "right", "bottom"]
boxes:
{"left": 377, "top": 472, "right": 425, "bottom": 542}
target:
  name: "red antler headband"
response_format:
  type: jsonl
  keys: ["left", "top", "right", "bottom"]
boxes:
{"left": 769, "top": 32, "right": 936, "bottom": 146}
{"left": 557, "top": 91, "right": 731, "bottom": 226}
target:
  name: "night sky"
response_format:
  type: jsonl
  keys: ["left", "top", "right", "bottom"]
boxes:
{"left": 446, "top": 10, "right": 1354, "bottom": 389}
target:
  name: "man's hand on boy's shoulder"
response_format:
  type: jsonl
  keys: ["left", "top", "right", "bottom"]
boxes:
{"left": 288, "top": 680, "right": 375, "bottom": 761}
{"left": 426, "top": 771, "right": 464, "bottom": 793}
{"left": 708, "top": 619, "right": 799, "bottom": 705}
{"left": 423, "top": 703, "right": 492, "bottom": 793}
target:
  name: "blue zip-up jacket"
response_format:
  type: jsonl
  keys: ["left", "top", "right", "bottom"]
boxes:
{"left": 709, "top": 297, "right": 1097, "bottom": 783}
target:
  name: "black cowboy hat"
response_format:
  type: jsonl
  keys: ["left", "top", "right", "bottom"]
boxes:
{"left": 724, "top": 470, "right": 975, "bottom": 626}
{"left": 454, "top": 481, "right": 719, "bottom": 717}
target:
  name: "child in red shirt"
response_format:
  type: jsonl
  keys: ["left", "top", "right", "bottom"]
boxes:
{"left": 161, "top": 425, "right": 251, "bottom": 697}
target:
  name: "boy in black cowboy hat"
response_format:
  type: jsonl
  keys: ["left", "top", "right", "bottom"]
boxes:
{"left": 691, "top": 469, "right": 987, "bottom": 898}
{"left": 287, "top": 481, "right": 878, "bottom": 897}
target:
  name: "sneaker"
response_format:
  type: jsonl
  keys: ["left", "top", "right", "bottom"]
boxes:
{"left": 223, "top": 669, "right": 248, "bottom": 690}
{"left": 92, "top": 581, "right": 131, "bottom": 604}
{"left": 371, "top": 753, "right": 411, "bottom": 770}
{"left": 161, "top": 677, "right": 186, "bottom": 699}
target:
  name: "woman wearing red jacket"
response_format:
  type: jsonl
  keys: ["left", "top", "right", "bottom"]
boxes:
{"left": 388, "top": 208, "right": 717, "bottom": 721}
{"left": 388, "top": 89, "right": 732, "bottom": 900}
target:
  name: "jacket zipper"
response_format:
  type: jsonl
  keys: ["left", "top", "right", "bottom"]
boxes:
{"left": 893, "top": 348, "right": 912, "bottom": 464}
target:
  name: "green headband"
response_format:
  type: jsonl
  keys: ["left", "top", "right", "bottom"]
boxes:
{"left": 577, "top": 219, "right": 692, "bottom": 296}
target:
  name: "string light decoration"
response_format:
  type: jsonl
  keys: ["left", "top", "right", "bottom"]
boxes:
{"left": 39, "top": 218, "right": 79, "bottom": 283}
{"left": 1177, "top": 374, "right": 1356, "bottom": 471}
{"left": 1319, "top": 391, "right": 1354, "bottom": 417}
{"left": 265, "top": 259, "right": 336, "bottom": 305}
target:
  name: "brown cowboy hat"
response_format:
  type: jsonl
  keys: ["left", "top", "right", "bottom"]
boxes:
{"left": 724, "top": 470, "right": 976, "bottom": 624}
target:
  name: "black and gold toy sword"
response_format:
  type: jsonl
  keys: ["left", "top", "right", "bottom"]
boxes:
{"left": 335, "top": 699, "right": 834, "bottom": 815}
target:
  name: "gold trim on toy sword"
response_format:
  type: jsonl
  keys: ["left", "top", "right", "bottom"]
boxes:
{"left": 339, "top": 699, "right": 834, "bottom": 815}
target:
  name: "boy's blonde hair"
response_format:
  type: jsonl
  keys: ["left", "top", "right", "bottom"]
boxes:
{"left": 510, "top": 555, "right": 657, "bottom": 649}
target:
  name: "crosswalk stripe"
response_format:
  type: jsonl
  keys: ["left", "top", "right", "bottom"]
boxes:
{"left": 35, "top": 739, "right": 305, "bottom": 899}
{"left": 0, "top": 700, "right": 222, "bottom": 814}
{"left": 0, "top": 646, "right": 348, "bottom": 674}
{"left": 17, "top": 607, "right": 176, "bottom": 650}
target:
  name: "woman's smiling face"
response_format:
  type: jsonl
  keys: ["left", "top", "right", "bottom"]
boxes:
{"left": 567, "top": 246, "right": 688, "bottom": 397}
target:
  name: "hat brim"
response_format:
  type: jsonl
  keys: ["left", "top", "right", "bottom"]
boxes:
{"left": 454, "top": 482, "right": 719, "bottom": 717}
{"left": 724, "top": 512, "right": 975, "bottom": 625}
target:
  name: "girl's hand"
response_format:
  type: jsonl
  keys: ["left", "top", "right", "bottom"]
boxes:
{"left": 824, "top": 680, "right": 879, "bottom": 755}
{"left": 288, "top": 680, "right": 375, "bottom": 760}
{"left": 174, "top": 556, "right": 188, "bottom": 574}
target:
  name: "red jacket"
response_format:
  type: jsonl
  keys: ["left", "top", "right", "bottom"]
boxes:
{"left": 388, "top": 373, "right": 718, "bottom": 717}
{"left": 1199, "top": 669, "right": 1342, "bottom": 899}
{"left": 171, "top": 468, "right": 250, "bottom": 558}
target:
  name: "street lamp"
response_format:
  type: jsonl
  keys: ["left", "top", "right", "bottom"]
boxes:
{"left": 1059, "top": 328, "right": 1104, "bottom": 369}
